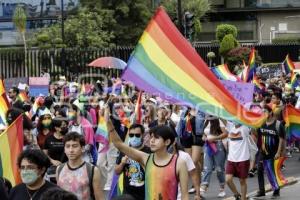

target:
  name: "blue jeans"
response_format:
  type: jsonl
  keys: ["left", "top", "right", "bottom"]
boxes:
{"left": 201, "top": 141, "right": 226, "bottom": 187}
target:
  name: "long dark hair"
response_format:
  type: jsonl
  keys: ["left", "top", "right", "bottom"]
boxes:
{"left": 204, "top": 119, "right": 222, "bottom": 136}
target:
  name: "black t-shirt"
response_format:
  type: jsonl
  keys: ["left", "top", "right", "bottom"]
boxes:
{"left": 257, "top": 120, "right": 285, "bottom": 160}
{"left": 44, "top": 135, "right": 64, "bottom": 161}
{"left": 116, "top": 146, "right": 151, "bottom": 200}
{"left": 9, "top": 181, "right": 57, "bottom": 200}
{"left": 0, "top": 178, "right": 8, "bottom": 200}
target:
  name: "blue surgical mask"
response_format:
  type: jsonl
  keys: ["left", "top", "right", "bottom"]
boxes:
{"left": 21, "top": 169, "right": 39, "bottom": 185}
{"left": 128, "top": 137, "right": 142, "bottom": 148}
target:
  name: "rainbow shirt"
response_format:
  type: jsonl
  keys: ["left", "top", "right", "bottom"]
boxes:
{"left": 145, "top": 153, "right": 178, "bottom": 200}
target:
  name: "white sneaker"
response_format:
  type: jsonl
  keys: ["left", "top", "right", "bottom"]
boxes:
{"left": 218, "top": 190, "right": 226, "bottom": 198}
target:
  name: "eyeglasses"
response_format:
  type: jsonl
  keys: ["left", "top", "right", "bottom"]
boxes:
{"left": 129, "top": 133, "right": 141, "bottom": 138}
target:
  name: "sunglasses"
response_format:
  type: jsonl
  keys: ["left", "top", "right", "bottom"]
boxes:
{"left": 129, "top": 133, "right": 141, "bottom": 138}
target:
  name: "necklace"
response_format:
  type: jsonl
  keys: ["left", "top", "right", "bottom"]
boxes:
{"left": 26, "top": 184, "right": 43, "bottom": 200}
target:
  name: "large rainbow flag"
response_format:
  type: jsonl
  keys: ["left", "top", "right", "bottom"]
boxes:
{"left": 0, "top": 115, "right": 23, "bottom": 186}
{"left": 211, "top": 64, "right": 240, "bottom": 82}
{"left": 284, "top": 105, "right": 300, "bottom": 142}
{"left": 0, "top": 93, "right": 9, "bottom": 125}
{"left": 0, "top": 79, "right": 5, "bottom": 95}
{"left": 283, "top": 54, "right": 295, "bottom": 75}
{"left": 121, "top": 7, "right": 265, "bottom": 128}
{"left": 263, "top": 157, "right": 288, "bottom": 191}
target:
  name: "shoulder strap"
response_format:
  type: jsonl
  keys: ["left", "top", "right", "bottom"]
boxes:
{"left": 86, "top": 162, "right": 95, "bottom": 200}
{"left": 57, "top": 163, "right": 66, "bottom": 180}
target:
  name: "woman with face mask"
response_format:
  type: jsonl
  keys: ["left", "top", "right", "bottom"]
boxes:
{"left": 9, "top": 149, "right": 57, "bottom": 200}
{"left": 36, "top": 110, "right": 53, "bottom": 149}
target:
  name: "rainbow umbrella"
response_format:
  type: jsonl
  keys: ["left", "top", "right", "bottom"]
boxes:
{"left": 87, "top": 57, "right": 127, "bottom": 70}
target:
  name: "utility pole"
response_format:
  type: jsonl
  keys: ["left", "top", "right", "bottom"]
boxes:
{"left": 177, "top": 0, "right": 183, "bottom": 34}
{"left": 61, "top": 0, "right": 66, "bottom": 74}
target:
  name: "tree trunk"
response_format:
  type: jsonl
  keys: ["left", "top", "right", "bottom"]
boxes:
{"left": 22, "top": 33, "right": 28, "bottom": 77}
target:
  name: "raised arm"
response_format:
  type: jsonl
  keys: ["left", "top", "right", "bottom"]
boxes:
{"left": 105, "top": 107, "right": 149, "bottom": 167}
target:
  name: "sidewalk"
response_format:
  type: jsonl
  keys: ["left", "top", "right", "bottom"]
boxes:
{"left": 224, "top": 177, "right": 298, "bottom": 200}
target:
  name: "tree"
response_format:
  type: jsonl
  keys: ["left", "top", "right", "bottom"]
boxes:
{"left": 161, "top": 0, "right": 212, "bottom": 41}
{"left": 219, "top": 34, "right": 236, "bottom": 57}
{"left": 30, "top": 8, "right": 116, "bottom": 48}
{"left": 13, "top": 5, "right": 28, "bottom": 75}
{"left": 216, "top": 24, "right": 238, "bottom": 43}
{"left": 101, "top": 0, "right": 152, "bottom": 45}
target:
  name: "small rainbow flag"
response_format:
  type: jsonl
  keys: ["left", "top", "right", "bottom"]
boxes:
{"left": 212, "top": 64, "right": 240, "bottom": 82}
{"left": 263, "top": 157, "right": 288, "bottom": 191}
{"left": 284, "top": 105, "right": 300, "bottom": 142}
{"left": 283, "top": 54, "right": 295, "bottom": 75}
{"left": 0, "top": 93, "right": 9, "bottom": 125}
{"left": 205, "top": 141, "right": 217, "bottom": 156}
{"left": 121, "top": 7, "right": 266, "bottom": 128}
{"left": 247, "top": 48, "right": 256, "bottom": 82}
{"left": 109, "top": 173, "right": 124, "bottom": 199}
{"left": 291, "top": 71, "right": 299, "bottom": 88}
{"left": 95, "top": 115, "right": 110, "bottom": 153}
{"left": 0, "top": 115, "right": 23, "bottom": 186}
{"left": 132, "top": 91, "right": 143, "bottom": 124}
{"left": 18, "top": 91, "right": 29, "bottom": 103}
{"left": 253, "top": 74, "right": 265, "bottom": 92}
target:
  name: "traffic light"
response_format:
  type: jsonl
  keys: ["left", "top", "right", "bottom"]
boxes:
{"left": 184, "top": 11, "right": 194, "bottom": 40}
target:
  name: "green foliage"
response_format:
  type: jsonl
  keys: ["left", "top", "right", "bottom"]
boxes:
{"left": 30, "top": 8, "right": 115, "bottom": 48}
{"left": 216, "top": 24, "right": 238, "bottom": 42}
{"left": 101, "top": 0, "right": 152, "bottom": 45}
{"left": 226, "top": 47, "right": 262, "bottom": 70}
{"left": 219, "top": 34, "right": 237, "bottom": 57}
{"left": 13, "top": 5, "right": 27, "bottom": 34}
{"left": 272, "top": 37, "right": 300, "bottom": 44}
{"left": 161, "top": 0, "right": 212, "bottom": 41}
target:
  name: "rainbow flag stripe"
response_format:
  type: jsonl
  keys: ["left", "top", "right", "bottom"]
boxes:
{"left": 283, "top": 54, "right": 295, "bottom": 75}
{"left": 212, "top": 64, "right": 240, "bottom": 82}
{"left": 0, "top": 115, "right": 23, "bottom": 186}
{"left": 122, "top": 7, "right": 265, "bottom": 128}
{"left": 0, "top": 79, "right": 5, "bottom": 95}
{"left": 95, "top": 116, "right": 110, "bottom": 153}
{"left": 18, "top": 91, "right": 29, "bottom": 103}
{"left": 132, "top": 91, "right": 143, "bottom": 124}
{"left": 247, "top": 48, "right": 256, "bottom": 82}
{"left": 253, "top": 74, "right": 264, "bottom": 91}
{"left": 284, "top": 105, "right": 300, "bottom": 142}
{"left": 0, "top": 93, "right": 9, "bottom": 125}
{"left": 291, "top": 71, "right": 299, "bottom": 88}
{"left": 263, "top": 157, "right": 288, "bottom": 191}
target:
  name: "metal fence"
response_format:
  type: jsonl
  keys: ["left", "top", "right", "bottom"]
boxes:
{"left": 0, "top": 44, "right": 299, "bottom": 81}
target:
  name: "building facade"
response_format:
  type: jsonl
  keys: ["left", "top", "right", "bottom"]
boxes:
{"left": 200, "top": 0, "right": 300, "bottom": 43}
{"left": 0, "top": 0, "right": 78, "bottom": 46}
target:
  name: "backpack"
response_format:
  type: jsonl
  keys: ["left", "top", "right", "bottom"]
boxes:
{"left": 57, "top": 162, "right": 95, "bottom": 200}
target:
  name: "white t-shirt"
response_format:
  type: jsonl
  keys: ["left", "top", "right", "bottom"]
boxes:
{"left": 204, "top": 119, "right": 225, "bottom": 136}
{"left": 227, "top": 123, "right": 250, "bottom": 162}
{"left": 177, "top": 150, "right": 195, "bottom": 200}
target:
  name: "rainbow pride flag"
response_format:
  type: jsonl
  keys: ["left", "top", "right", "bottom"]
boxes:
{"left": 95, "top": 115, "right": 110, "bottom": 153}
{"left": 121, "top": 7, "right": 266, "bottom": 128}
{"left": 205, "top": 141, "right": 218, "bottom": 156}
{"left": 212, "top": 64, "right": 240, "bottom": 82}
{"left": 17, "top": 91, "right": 29, "bottom": 103}
{"left": 284, "top": 105, "right": 300, "bottom": 142}
{"left": 291, "top": 71, "right": 299, "bottom": 88}
{"left": 132, "top": 91, "right": 143, "bottom": 124}
{"left": 263, "top": 157, "right": 288, "bottom": 191}
{"left": 247, "top": 48, "right": 256, "bottom": 82}
{"left": 109, "top": 173, "right": 124, "bottom": 199}
{"left": 283, "top": 54, "right": 295, "bottom": 75}
{"left": 0, "top": 115, "right": 23, "bottom": 186}
{"left": 253, "top": 74, "right": 265, "bottom": 92}
{"left": 0, "top": 93, "right": 9, "bottom": 125}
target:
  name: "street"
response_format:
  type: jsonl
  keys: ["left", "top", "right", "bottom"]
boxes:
{"left": 189, "top": 152, "right": 300, "bottom": 200}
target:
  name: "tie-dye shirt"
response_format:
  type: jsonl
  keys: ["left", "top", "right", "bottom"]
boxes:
{"left": 57, "top": 162, "right": 91, "bottom": 200}
{"left": 145, "top": 153, "right": 178, "bottom": 200}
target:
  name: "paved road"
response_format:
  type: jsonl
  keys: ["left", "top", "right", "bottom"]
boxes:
{"left": 188, "top": 152, "right": 300, "bottom": 200}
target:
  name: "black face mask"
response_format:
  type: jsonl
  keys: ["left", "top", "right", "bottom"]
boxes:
{"left": 61, "top": 127, "right": 69, "bottom": 135}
